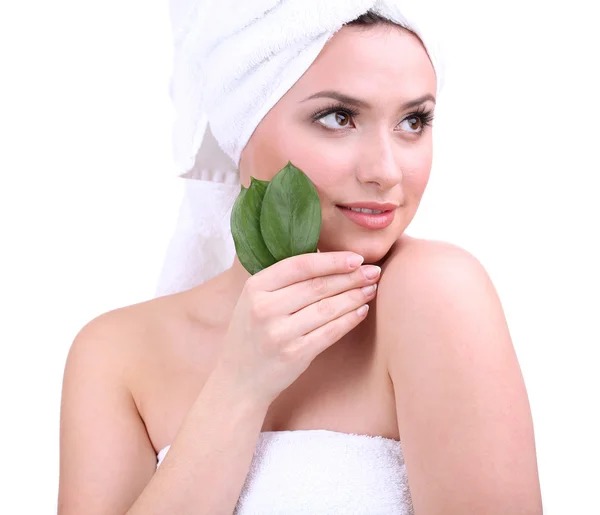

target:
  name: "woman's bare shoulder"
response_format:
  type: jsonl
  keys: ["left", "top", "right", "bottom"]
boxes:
{"left": 378, "top": 234, "right": 496, "bottom": 301}
{"left": 377, "top": 234, "right": 499, "bottom": 334}
{"left": 72, "top": 294, "right": 171, "bottom": 346}
{"left": 375, "top": 233, "right": 508, "bottom": 376}
{"left": 381, "top": 234, "right": 482, "bottom": 269}
{"left": 66, "top": 292, "right": 194, "bottom": 388}
{"left": 59, "top": 295, "right": 188, "bottom": 513}
{"left": 374, "top": 239, "right": 541, "bottom": 513}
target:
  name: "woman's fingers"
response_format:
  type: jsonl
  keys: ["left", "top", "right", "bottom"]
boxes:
{"left": 281, "top": 281, "right": 378, "bottom": 337}
{"left": 251, "top": 251, "right": 364, "bottom": 292}
{"left": 271, "top": 264, "right": 381, "bottom": 315}
{"left": 294, "top": 301, "right": 372, "bottom": 360}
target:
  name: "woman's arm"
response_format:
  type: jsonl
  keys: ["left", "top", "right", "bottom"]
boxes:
{"left": 127, "top": 362, "right": 268, "bottom": 515}
{"left": 378, "top": 240, "right": 542, "bottom": 515}
{"left": 58, "top": 310, "right": 269, "bottom": 515}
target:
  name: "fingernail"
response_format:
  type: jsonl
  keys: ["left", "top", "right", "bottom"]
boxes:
{"left": 361, "top": 284, "right": 377, "bottom": 295}
{"left": 356, "top": 304, "right": 369, "bottom": 317}
{"left": 362, "top": 266, "right": 381, "bottom": 280}
{"left": 348, "top": 254, "right": 365, "bottom": 269}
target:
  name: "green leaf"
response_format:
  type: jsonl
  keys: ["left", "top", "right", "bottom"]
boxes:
{"left": 230, "top": 177, "right": 277, "bottom": 275}
{"left": 260, "top": 161, "right": 322, "bottom": 261}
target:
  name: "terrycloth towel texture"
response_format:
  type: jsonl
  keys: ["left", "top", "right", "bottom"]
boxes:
{"left": 156, "top": 0, "right": 446, "bottom": 296}
{"left": 156, "top": 429, "right": 414, "bottom": 514}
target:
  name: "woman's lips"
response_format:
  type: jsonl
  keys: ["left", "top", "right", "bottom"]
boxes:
{"left": 336, "top": 205, "right": 396, "bottom": 229}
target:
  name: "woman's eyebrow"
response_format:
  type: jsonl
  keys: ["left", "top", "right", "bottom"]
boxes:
{"left": 300, "top": 90, "right": 436, "bottom": 109}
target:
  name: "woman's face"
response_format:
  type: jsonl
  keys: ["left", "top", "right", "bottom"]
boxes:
{"left": 239, "top": 24, "right": 437, "bottom": 264}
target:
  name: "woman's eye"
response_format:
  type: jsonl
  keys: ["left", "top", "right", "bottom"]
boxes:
{"left": 317, "top": 111, "right": 354, "bottom": 129}
{"left": 399, "top": 116, "right": 423, "bottom": 133}
{"left": 315, "top": 110, "right": 427, "bottom": 133}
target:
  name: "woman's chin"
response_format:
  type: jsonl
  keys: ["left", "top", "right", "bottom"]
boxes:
{"left": 317, "top": 238, "right": 397, "bottom": 264}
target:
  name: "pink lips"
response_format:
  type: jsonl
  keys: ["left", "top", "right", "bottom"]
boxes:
{"left": 337, "top": 205, "right": 396, "bottom": 229}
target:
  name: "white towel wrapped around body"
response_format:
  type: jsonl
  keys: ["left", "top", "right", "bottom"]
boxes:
{"left": 157, "top": 0, "right": 445, "bottom": 295}
{"left": 157, "top": 429, "right": 414, "bottom": 514}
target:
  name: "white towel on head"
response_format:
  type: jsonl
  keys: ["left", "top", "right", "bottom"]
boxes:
{"left": 156, "top": 0, "right": 446, "bottom": 297}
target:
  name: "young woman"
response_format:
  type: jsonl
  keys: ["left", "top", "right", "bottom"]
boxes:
{"left": 58, "top": 5, "right": 543, "bottom": 514}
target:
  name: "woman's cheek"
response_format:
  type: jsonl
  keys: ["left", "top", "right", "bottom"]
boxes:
{"left": 409, "top": 167, "right": 431, "bottom": 196}
{"left": 304, "top": 151, "right": 355, "bottom": 191}
{"left": 403, "top": 150, "right": 432, "bottom": 195}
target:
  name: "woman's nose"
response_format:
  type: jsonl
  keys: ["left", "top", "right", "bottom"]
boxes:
{"left": 355, "top": 135, "right": 403, "bottom": 190}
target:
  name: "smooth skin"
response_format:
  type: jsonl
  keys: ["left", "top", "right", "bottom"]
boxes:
{"left": 59, "top": 22, "right": 542, "bottom": 515}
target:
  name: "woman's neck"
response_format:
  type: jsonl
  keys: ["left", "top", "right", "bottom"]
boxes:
{"left": 184, "top": 255, "right": 251, "bottom": 329}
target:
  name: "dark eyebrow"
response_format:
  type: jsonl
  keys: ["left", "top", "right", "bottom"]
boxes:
{"left": 300, "top": 90, "right": 436, "bottom": 110}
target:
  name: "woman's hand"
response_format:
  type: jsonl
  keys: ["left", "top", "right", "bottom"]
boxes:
{"left": 214, "top": 251, "right": 381, "bottom": 406}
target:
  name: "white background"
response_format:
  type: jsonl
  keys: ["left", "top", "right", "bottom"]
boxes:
{"left": 1, "top": 1, "right": 598, "bottom": 513}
